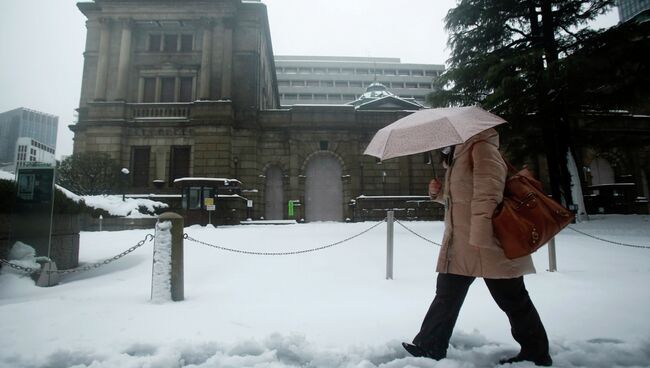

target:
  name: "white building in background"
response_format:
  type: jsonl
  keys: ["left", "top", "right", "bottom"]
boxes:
{"left": 617, "top": 0, "right": 650, "bottom": 22}
{"left": 0, "top": 107, "right": 58, "bottom": 171}
{"left": 274, "top": 55, "right": 444, "bottom": 106}
{"left": 14, "top": 137, "right": 56, "bottom": 168}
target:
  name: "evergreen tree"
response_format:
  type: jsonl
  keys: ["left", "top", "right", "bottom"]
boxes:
{"left": 430, "top": 0, "right": 614, "bottom": 204}
{"left": 57, "top": 152, "right": 120, "bottom": 195}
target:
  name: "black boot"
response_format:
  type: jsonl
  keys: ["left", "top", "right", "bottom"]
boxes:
{"left": 499, "top": 352, "right": 552, "bottom": 366}
{"left": 401, "top": 342, "right": 445, "bottom": 360}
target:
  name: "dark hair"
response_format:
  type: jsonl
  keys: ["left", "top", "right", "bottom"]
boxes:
{"left": 440, "top": 146, "right": 455, "bottom": 166}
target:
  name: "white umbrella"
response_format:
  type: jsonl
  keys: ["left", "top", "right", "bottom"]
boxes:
{"left": 363, "top": 106, "right": 507, "bottom": 161}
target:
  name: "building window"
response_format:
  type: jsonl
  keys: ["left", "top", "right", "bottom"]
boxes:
{"left": 160, "top": 77, "right": 176, "bottom": 102}
{"left": 163, "top": 34, "right": 179, "bottom": 52}
{"left": 180, "top": 34, "right": 193, "bottom": 52}
{"left": 148, "top": 33, "right": 194, "bottom": 52}
{"left": 179, "top": 77, "right": 193, "bottom": 102}
{"left": 143, "top": 77, "right": 156, "bottom": 102}
{"left": 186, "top": 187, "right": 202, "bottom": 209}
{"left": 319, "top": 140, "right": 329, "bottom": 150}
{"left": 169, "top": 146, "right": 191, "bottom": 185}
{"left": 148, "top": 34, "right": 162, "bottom": 52}
{"left": 141, "top": 76, "right": 195, "bottom": 103}
{"left": 131, "top": 146, "right": 151, "bottom": 187}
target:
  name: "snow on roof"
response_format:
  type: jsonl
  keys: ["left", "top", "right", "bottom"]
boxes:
{"left": 173, "top": 177, "right": 242, "bottom": 184}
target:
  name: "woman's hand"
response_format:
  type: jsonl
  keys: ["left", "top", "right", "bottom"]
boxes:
{"left": 428, "top": 179, "right": 442, "bottom": 198}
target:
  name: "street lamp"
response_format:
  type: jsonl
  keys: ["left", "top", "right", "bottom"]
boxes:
{"left": 121, "top": 168, "right": 130, "bottom": 201}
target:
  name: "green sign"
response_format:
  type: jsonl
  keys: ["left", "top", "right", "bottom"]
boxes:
{"left": 288, "top": 200, "right": 294, "bottom": 217}
{"left": 12, "top": 167, "right": 56, "bottom": 258}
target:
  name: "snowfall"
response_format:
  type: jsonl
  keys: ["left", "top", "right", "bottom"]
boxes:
{"left": 1, "top": 194, "right": 650, "bottom": 367}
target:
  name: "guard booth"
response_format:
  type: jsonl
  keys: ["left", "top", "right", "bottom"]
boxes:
{"left": 173, "top": 177, "right": 248, "bottom": 226}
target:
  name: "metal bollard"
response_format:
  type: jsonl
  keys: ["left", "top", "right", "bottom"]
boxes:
{"left": 151, "top": 212, "right": 184, "bottom": 302}
{"left": 386, "top": 210, "right": 394, "bottom": 280}
{"left": 548, "top": 237, "right": 557, "bottom": 272}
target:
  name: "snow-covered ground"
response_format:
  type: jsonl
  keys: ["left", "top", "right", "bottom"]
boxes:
{"left": 1, "top": 215, "right": 649, "bottom": 368}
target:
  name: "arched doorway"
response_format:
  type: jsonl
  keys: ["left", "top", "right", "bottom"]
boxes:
{"left": 264, "top": 166, "right": 284, "bottom": 220}
{"left": 305, "top": 154, "right": 343, "bottom": 221}
{"left": 590, "top": 157, "right": 615, "bottom": 185}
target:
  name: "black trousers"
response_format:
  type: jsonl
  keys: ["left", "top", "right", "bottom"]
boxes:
{"left": 413, "top": 273, "right": 550, "bottom": 358}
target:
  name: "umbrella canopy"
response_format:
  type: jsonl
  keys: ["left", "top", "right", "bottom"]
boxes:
{"left": 363, "top": 106, "right": 507, "bottom": 161}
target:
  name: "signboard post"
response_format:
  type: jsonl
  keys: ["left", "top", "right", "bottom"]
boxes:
{"left": 12, "top": 164, "right": 56, "bottom": 259}
{"left": 204, "top": 197, "right": 215, "bottom": 226}
{"left": 246, "top": 200, "right": 253, "bottom": 220}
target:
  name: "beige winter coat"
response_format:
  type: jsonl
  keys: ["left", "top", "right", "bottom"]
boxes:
{"left": 434, "top": 128, "right": 536, "bottom": 278}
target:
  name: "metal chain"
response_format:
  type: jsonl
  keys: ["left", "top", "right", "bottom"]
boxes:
{"left": 184, "top": 219, "right": 386, "bottom": 256}
{"left": 567, "top": 226, "right": 650, "bottom": 249}
{"left": 0, "top": 233, "right": 155, "bottom": 275}
{"left": 395, "top": 220, "right": 442, "bottom": 246}
{"left": 0, "top": 258, "right": 41, "bottom": 274}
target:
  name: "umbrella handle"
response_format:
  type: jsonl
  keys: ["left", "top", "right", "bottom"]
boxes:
{"left": 428, "top": 152, "right": 438, "bottom": 180}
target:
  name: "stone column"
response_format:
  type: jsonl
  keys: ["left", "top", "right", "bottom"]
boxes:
{"left": 220, "top": 18, "right": 234, "bottom": 99}
{"left": 94, "top": 17, "right": 111, "bottom": 101}
{"left": 199, "top": 19, "right": 215, "bottom": 100}
{"left": 115, "top": 18, "right": 133, "bottom": 101}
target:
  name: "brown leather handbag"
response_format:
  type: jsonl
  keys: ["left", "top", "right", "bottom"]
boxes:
{"left": 493, "top": 159, "right": 575, "bottom": 259}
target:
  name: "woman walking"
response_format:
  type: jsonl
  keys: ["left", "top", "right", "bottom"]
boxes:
{"left": 402, "top": 128, "right": 552, "bottom": 366}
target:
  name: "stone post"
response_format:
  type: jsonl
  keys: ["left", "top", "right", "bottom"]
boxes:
{"left": 151, "top": 212, "right": 184, "bottom": 302}
{"left": 386, "top": 210, "right": 394, "bottom": 280}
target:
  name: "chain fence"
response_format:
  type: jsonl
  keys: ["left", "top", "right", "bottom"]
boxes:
{"left": 0, "top": 233, "right": 155, "bottom": 275}
{"left": 395, "top": 220, "right": 442, "bottom": 246}
{"left": 395, "top": 220, "right": 649, "bottom": 250}
{"left": 184, "top": 218, "right": 387, "bottom": 256}
{"left": 567, "top": 226, "right": 650, "bottom": 249}
{"left": 2, "top": 217, "right": 648, "bottom": 279}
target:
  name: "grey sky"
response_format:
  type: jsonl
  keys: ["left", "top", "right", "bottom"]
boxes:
{"left": 0, "top": 1, "right": 618, "bottom": 159}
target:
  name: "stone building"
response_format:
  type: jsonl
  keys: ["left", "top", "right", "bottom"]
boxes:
{"left": 71, "top": 0, "right": 441, "bottom": 223}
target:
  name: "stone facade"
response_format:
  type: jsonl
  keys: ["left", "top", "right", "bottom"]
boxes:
{"left": 71, "top": 0, "right": 443, "bottom": 222}
{"left": 72, "top": 0, "right": 650, "bottom": 222}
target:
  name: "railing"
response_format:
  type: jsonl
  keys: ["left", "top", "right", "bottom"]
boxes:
{"left": 81, "top": 101, "right": 234, "bottom": 121}
{"left": 131, "top": 103, "right": 191, "bottom": 119}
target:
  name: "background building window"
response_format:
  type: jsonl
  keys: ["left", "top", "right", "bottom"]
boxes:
{"left": 143, "top": 77, "right": 156, "bottom": 102}
{"left": 179, "top": 77, "right": 193, "bottom": 102}
{"left": 148, "top": 34, "right": 161, "bottom": 52}
{"left": 131, "top": 146, "right": 151, "bottom": 187}
{"left": 169, "top": 146, "right": 191, "bottom": 185}
{"left": 180, "top": 34, "right": 193, "bottom": 52}
{"left": 163, "top": 34, "right": 179, "bottom": 52}
{"left": 160, "top": 77, "right": 176, "bottom": 102}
